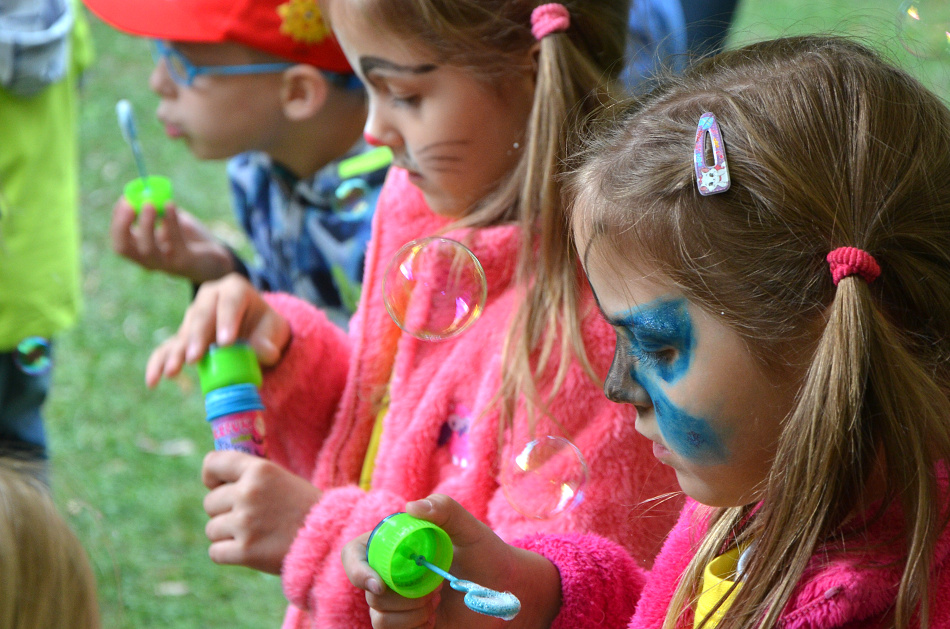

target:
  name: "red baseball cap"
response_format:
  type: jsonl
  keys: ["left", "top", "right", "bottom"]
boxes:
{"left": 82, "top": 0, "right": 352, "bottom": 73}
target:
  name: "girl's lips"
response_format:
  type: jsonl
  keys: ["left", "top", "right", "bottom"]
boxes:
{"left": 652, "top": 441, "right": 672, "bottom": 460}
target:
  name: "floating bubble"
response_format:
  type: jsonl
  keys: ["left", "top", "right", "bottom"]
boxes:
{"left": 501, "top": 435, "right": 589, "bottom": 520}
{"left": 14, "top": 337, "right": 52, "bottom": 376}
{"left": 383, "top": 237, "right": 487, "bottom": 340}
{"left": 334, "top": 179, "right": 371, "bottom": 215}
{"left": 897, "top": 0, "right": 950, "bottom": 59}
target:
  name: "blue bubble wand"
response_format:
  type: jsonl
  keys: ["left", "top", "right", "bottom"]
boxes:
{"left": 115, "top": 99, "right": 151, "bottom": 193}
{"left": 412, "top": 554, "right": 521, "bottom": 620}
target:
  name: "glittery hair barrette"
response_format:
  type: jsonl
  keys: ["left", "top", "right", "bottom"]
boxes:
{"left": 694, "top": 112, "right": 731, "bottom": 196}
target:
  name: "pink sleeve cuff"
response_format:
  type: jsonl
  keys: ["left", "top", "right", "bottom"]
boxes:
{"left": 514, "top": 533, "right": 646, "bottom": 629}
{"left": 259, "top": 292, "right": 350, "bottom": 477}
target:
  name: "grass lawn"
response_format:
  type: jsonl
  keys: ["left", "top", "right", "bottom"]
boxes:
{"left": 51, "top": 1, "right": 949, "bottom": 627}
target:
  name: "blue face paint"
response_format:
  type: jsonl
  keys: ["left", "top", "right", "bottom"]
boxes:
{"left": 613, "top": 297, "right": 729, "bottom": 464}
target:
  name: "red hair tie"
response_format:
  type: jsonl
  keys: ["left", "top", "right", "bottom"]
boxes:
{"left": 826, "top": 247, "right": 881, "bottom": 285}
{"left": 531, "top": 3, "right": 570, "bottom": 40}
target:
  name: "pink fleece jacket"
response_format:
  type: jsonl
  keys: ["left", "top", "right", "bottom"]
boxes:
{"left": 535, "top": 496, "right": 950, "bottom": 629}
{"left": 257, "top": 168, "right": 681, "bottom": 628}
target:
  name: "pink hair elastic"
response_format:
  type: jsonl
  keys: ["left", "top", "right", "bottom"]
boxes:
{"left": 826, "top": 247, "right": 881, "bottom": 285}
{"left": 694, "top": 112, "right": 731, "bottom": 195}
{"left": 531, "top": 3, "right": 570, "bottom": 40}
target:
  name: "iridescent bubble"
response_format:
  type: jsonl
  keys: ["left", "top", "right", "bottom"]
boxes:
{"left": 501, "top": 436, "right": 589, "bottom": 520}
{"left": 14, "top": 337, "right": 52, "bottom": 376}
{"left": 897, "top": 0, "right": 950, "bottom": 59}
{"left": 383, "top": 237, "right": 487, "bottom": 340}
{"left": 335, "top": 179, "right": 370, "bottom": 214}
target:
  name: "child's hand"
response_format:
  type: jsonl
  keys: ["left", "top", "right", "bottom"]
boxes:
{"left": 110, "top": 196, "right": 234, "bottom": 284}
{"left": 145, "top": 273, "right": 291, "bottom": 387}
{"left": 342, "top": 494, "right": 562, "bottom": 629}
{"left": 201, "top": 450, "right": 322, "bottom": 574}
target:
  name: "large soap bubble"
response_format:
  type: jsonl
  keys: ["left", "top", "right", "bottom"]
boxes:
{"left": 383, "top": 237, "right": 487, "bottom": 340}
{"left": 501, "top": 435, "right": 589, "bottom": 520}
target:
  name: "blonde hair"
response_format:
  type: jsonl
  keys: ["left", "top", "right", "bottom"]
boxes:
{"left": 569, "top": 36, "right": 950, "bottom": 628}
{"left": 0, "top": 459, "right": 99, "bottom": 629}
{"left": 333, "top": 0, "right": 630, "bottom": 426}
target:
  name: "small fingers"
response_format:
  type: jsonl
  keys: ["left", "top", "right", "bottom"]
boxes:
{"left": 145, "top": 336, "right": 187, "bottom": 387}
{"left": 213, "top": 275, "right": 253, "bottom": 347}
{"left": 110, "top": 198, "right": 138, "bottom": 257}
{"left": 155, "top": 205, "right": 184, "bottom": 254}
{"left": 207, "top": 537, "right": 244, "bottom": 566}
{"left": 342, "top": 533, "right": 383, "bottom": 594}
{"left": 179, "top": 285, "right": 222, "bottom": 363}
{"left": 367, "top": 589, "right": 440, "bottom": 629}
{"left": 248, "top": 310, "right": 291, "bottom": 366}
{"left": 132, "top": 205, "right": 161, "bottom": 259}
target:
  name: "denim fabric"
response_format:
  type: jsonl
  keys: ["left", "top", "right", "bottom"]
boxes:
{"left": 228, "top": 143, "right": 388, "bottom": 328}
{"left": 623, "top": 0, "right": 739, "bottom": 90}
{"left": 0, "top": 348, "right": 51, "bottom": 459}
{"left": 624, "top": 0, "right": 688, "bottom": 88}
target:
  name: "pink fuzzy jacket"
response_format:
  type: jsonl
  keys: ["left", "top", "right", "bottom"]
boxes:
{"left": 535, "top": 496, "right": 950, "bottom": 629}
{"left": 256, "top": 168, "right": 680, "bottom": 628}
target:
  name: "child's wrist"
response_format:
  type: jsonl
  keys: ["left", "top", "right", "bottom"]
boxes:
{"left": 507, "top": 546, "right": 562, "bottom": 629}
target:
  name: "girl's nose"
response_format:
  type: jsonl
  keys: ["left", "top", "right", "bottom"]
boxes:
{"left": 362, "top": 102, "right": 401, "bottom": 152}
{"left": 363, "top": 132, "right": 384, "bottom": 147}
{"left": 604, "top": 345, "right": 653, "bottom": 411}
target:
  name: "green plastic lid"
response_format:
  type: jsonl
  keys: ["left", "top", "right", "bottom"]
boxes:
{"left": 366, "top": 512, "right": 453, "bottom": 598}
{"left": 196, "top": 343, "right": 263, "bottom": 395}
{"left": 337, "top": 146, "right": 393, "bottom": 180}
{"left": 123, "top": 175, "right": 173, "bottom": 216}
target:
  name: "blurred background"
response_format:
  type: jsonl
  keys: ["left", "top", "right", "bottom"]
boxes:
{"left": 51, "top": 0, "right": 950, "bottom": 626}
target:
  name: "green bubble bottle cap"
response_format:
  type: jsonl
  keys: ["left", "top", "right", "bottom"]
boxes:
{"left": 123, "top": 175, "right": 173, "bottom": 216}
{"left": 196, "top": 343, "right": 263, "bottom": 395}
{"left": 366, "top": 512, "right": 453, "bottom": 598}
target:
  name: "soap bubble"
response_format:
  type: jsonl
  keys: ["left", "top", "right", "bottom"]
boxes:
{"left": 14, "top": 337, "right": 52, "bottom": 376}
{"left": 501, "top": 436, "right": 589, "bottom": 520}
{"left": 383, "top": 237, "right": 487, "bottom": 340}
{"left": 897, "top": 0, "right": 950, "bottom": 59}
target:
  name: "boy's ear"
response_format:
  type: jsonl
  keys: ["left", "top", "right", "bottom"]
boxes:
{"left": 280, "top": 64, "right": 329, "bottom": 121}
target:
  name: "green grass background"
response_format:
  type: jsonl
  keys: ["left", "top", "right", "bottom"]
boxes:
{"left": 53, "top": 1, "right": 950, "bottom": 626}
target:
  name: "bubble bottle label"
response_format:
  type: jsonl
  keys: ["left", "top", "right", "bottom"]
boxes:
{"left": 209, "top": 408, "right": 266, "bottom": 457}
{"left": 197, "top": 344, "right": 266, "bottom": 457}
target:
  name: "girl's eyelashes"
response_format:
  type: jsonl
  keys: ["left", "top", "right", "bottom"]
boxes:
{"left": 390, "top": 92, "right": 420, "bottom": 108}
{"left": 620, "top": 329, "right": 677, "bottom": 366}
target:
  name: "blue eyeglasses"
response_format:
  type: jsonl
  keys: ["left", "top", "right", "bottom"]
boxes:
{"left": 152, "top": 40, "right": 363, "bottom": 90}
{"left": 152, "top": 40, "right": 293, "bottom": 86}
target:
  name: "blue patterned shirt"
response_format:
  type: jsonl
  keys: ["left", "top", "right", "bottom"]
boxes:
{"left": 227, "top": 143, "right": 390, "bottom": 328}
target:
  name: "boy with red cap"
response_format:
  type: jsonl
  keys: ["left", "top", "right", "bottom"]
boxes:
{"left": 84, "top": 0, "right": 390, "bottom": 327}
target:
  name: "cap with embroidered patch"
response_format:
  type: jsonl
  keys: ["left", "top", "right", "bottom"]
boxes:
{"left": 82, "top": 0, "right": 351, "bottom": 73}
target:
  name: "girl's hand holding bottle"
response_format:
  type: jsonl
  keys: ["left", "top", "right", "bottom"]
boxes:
{"left": 341, "top": 494, "right": 562, "bottom": 629}
{"left": 201, "top": 450, "right": 322, "bottom": 575}
{"left": 145, "top": 273, "right": 291, "bottom": 387}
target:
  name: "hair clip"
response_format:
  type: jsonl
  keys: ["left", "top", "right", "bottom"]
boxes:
{"left": 694, "top": 112, "right": 731, "bottom": 196}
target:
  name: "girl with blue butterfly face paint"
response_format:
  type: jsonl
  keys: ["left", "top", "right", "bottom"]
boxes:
{"left": 579, "top": 259, "right": 801, "bottom": 508}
